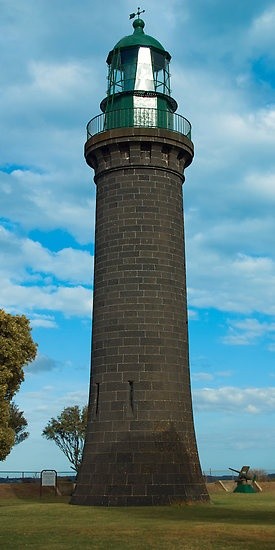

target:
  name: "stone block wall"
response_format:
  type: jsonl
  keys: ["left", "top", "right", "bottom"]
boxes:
{"left": 71, "top": 128, "right": 208, "bottom": 505}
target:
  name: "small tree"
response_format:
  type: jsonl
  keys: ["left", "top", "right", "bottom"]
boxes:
{"left": 42, "top": 405, "right": 88, "bottom": 472}
{"left": 0, "top": 309, "right": 37, "bottom": 460}
{"left": 250, "top": 469, "right": 269, "bottom": 482}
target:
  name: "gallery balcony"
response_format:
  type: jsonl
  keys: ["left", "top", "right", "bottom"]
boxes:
{"left": 86, "top": 108, "right": 192, "bottom": 140}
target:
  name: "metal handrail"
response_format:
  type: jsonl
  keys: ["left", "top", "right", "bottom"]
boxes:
{"left": 87, "top": 108, "right": 192, "bottom": 140}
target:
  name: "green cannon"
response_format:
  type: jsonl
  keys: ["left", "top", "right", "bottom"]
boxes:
{"left": 229, "top": 466, "right": 257, "bottom": 493}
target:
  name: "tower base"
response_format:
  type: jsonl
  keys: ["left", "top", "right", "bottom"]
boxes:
{"left": 71, "top": 427, "right": 209, "bottom": 506}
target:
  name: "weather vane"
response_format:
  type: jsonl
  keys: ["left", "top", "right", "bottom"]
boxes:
{"left": 129, "top": 7, "right": 145, "bottom": 20}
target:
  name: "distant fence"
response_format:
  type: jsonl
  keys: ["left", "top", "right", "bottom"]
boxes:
{"left": 202, "top": 469, "right": 275, "bottom": 482}
{"left": 1, "top": 469, "right": 274, "bottom": 484}
{"left": 0, "top": 471, "right": 75, "bottom": 483}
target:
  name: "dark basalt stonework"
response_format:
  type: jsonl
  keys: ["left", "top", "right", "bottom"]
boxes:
{"left": 71, "top": 128, "right": 209, "bottom": 506}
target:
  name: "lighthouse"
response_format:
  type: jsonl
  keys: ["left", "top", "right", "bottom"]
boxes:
{"left": 71, "top": 12, "right": 209, "bottom": 506}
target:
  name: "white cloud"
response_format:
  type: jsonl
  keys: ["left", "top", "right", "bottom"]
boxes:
{"left": 29, "top": 61, "right": 90, "bottom": 98}
{"left": 188, "top": 309, "right": 199, "bottom": 320}
{"left": 1, "top": 280, "right": 92, "bottom": 318}
{"left": 192, "top": 372, "right": 214, "bottom": 382}
{"left": 21, "top": 240, "right": 93, "bottom": 285}
{"left": 222, "top": 318, "right": 275, "bottom": 346}
{"left": 0, "top": 224, "right": 92, "bottom": 318}
{"left": 30, "top": 314, "right": 57, "bottom": 329}
{"left": 250, "top": 5, "right": 275, "bottom": 50}
{"left": 245, "top": 404, "right": 260, "bottom": 414}
{"left": 19, "top": 387, "right": 88, "bottom": 425}
{"left": 0, "top": 225, "right": 92, "bottom": 285}
{"left": 244, "top": 170, "right": 275, "bottom": 201}
{"left": 219, "top": 108, "right": 275, "bottom": 147}
{"left": 194, "top": 387, "right": 275, "bottom": 414}
{"left": 187, "top": 246, "right": 275, "bottom": 316}
{"left": 0, "top": 168, "right": 95, "bottom": 245}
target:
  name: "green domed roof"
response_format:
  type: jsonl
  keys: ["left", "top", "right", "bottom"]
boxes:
{"left": 113, "top": 18, "right": 165, "bottom": 52}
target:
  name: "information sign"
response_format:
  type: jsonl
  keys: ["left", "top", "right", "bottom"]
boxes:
{"left": 40, "top": 469, "right": 57, "bottom": 496}
{"left": 41, "top": 470, "right": 57, "bottom": 486}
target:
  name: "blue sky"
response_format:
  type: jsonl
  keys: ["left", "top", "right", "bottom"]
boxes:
{"left": 1, "top": 0, "right": 275, "bottom": 473}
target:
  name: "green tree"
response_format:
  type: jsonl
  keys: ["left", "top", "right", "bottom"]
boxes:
{"left": 0, "top": 309, "right": 37, "bottom": 460}
{"left": 9, "top": 402, "right": 29, "bottom": 445}
{"left": 0, "top": 371, "right": 14, "bottom": 461}
{"left": 42, "top": 405, "right": 88, "bottom": 472}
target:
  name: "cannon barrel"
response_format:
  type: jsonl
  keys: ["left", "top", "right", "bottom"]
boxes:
{"left": 229, "top": 466, "right": 252, "bottom": 480}
{"left": 229, "top": 467, "right": 241, "bottom": 474}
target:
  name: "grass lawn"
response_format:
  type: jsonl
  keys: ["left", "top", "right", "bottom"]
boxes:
{"left": 0, "top": 485, "right": 275, "bottom": 549}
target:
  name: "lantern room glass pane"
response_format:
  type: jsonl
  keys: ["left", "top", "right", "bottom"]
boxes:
{"left": 151, "top": 51, "right": 171, "bottom": 95}
{"left": 121, "top": 48, "right": 138, "bottom": 91}
{"left": 108, "top": 52, "right": 124, "bottom": 95}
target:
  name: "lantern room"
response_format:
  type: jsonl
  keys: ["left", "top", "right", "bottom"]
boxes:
{"left": 86, "top": 15, "right": 192, "bottom": 139}
{"left": 100, "top": 17, "right": 178, "bottom": 127}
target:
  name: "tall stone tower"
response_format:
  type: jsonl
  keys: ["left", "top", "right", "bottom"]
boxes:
{"left": 71, "top": 14, "right": 208, "bottom": 506}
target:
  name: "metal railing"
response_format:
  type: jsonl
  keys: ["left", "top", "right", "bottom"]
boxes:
{"left": 87, "top": 108, "right": 192, "bottom": 140}
{"left": 0, "top": 470, "right": 75, "bottom": 483}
